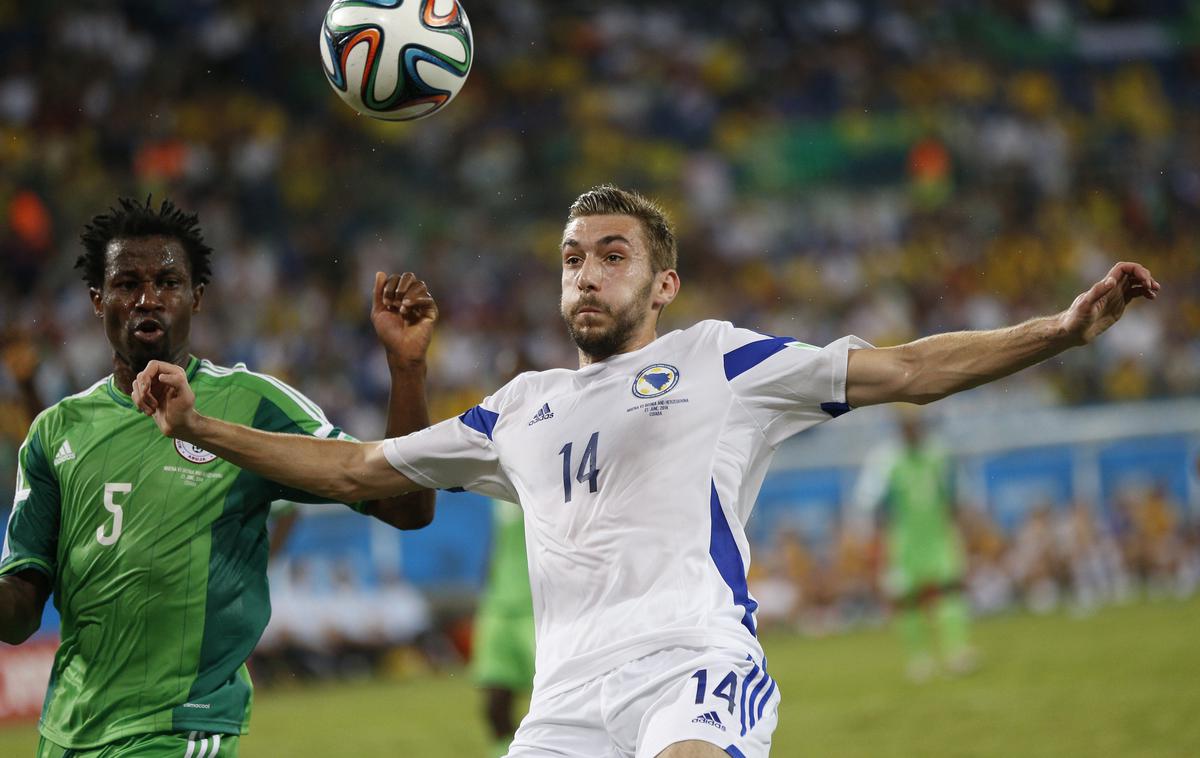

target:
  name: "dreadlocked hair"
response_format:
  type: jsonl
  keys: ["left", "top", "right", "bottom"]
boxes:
{"left": 76, "top": 196, "right": 213, "bottom": 288}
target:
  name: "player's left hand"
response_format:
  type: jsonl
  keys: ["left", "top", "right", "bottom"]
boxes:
{"left": 1060, "top": 261, "right": 1160, "bottom": 345}
{"left": 371, "top": 272, "right": 438, "bottom": 368}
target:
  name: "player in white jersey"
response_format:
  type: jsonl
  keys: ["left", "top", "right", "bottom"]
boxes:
{"left": 130, "top": 186, "right": 1159, "bottom": 757}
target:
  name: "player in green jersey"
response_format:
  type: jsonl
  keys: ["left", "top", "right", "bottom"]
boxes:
{"left": 473, "top": 499, "right": 535, "bottom": 758}
{"left": 856, "top": 409, "right": 974, "bottom": 681}
{"left": 0, "top": 197, "right": 438, "bottom": 756}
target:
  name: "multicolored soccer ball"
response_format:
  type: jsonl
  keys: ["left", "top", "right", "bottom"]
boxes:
{"left": 320, "top": 0, "right": 473, "bottom": 121}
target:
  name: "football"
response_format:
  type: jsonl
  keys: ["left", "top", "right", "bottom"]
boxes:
{"left": 320, "top": 0, "right": 473, "bottom": 121}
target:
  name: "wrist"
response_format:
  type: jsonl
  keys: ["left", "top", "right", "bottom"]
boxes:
{"left": 1049, "top": 312, "right": 1085, "bottom": 348}
{"left": 177, "top": 409, "right": 207, "bottom": 442}
{"left": 385, "top": 354, "right": 428, "bottom": 374}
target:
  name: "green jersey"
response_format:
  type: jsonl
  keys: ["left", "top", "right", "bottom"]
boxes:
{"left": 477, "top": 499, "right": 532, "bottom": 619}
{"left": 881, "top": 445, "right": 964, "bottom": 591}
{"left": 0, "top": 357, "right": 355, "bottom": 748}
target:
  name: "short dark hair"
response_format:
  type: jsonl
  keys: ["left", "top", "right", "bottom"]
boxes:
{"left": 76, "top": 196, "right": 213, "bottom": 289}
{"left": 568, "top": 185, "right": 678, "bottom": 272}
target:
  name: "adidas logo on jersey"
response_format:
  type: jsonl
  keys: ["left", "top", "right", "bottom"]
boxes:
{"left": 691, "top": 710, "right": 726, "bottom": 731}
{"left": 53, "top": 440, "right": 76, "bottom": 466}
{"left": 527, "top": 402, "right": 554, "bottom": 426}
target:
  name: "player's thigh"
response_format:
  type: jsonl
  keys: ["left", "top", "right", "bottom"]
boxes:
{"left": 635, "top": 650, "right": 780, "bottom": 758}
{"left": 655, "top": 741, "right": 730, "bottom": 758}
{"left": 506, "top": 678, "right": 617, "bottom": 758}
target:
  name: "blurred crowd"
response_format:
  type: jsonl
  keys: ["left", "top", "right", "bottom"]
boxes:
{"left": 251, "top": 556, "right": 438, "bottom": 684}
{"left": 749, "top": 481, "right": 1200, "bottom": 635}
{"left": 2, "top": 1, "right": 1199, "bottom": 461}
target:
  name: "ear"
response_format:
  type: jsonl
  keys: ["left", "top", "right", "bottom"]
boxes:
{"left": 653, "top": 269, "right": 680, "bottom": 311}
{"left": 192, "top": 283, "right": 205, "bottom": 313}
{"left": 89, "top": 287, "right": 103, "bottom": 317}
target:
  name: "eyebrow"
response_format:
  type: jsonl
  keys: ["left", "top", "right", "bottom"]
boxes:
{"left": 108, "top": 264, "right": 187, "bottom": 278}
{"left": 561, "top": 234, "right": 634, "bottom": 250}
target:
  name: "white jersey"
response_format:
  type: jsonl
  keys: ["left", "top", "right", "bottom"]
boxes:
{"left": 383, "top": 320, "right": 869, "bottom": 696}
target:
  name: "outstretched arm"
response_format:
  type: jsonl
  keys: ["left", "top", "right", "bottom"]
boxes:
{"left": 846, "top": 261, "right": 1160, "bottom": 407}
{"left": 132, "top": 363, "right": 421, "bottom": 503}
{"left": 0, "top": 570, "right": 50, "bottom": 645}
{"left": 364, "top": 272, "right": 439, "bottom": 529}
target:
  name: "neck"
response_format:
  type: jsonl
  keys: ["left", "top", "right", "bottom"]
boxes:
{"left": 111, "top": 348, "right": 191, "bottom": 393}
{"left": 577, "top": 328, "right": 659, "bottom": 368}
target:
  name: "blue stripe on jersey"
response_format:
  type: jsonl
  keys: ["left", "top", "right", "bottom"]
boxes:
{"left": 820, "top": 401, "right": 852, "bottom": 417}
{"left": 708, "top": 481, "right": 758, "bottom": 637}
{"left": 747, "top": 666, "right": 771, "bottom": 729}
{"left": 740, "top": 660, "right": 760, "bottom": 736}
{"left": 722, "top": 335, "right": 797, "bottom": 381}
{"left": 757, "top": 677, "right": 776, "bottom": 722}
{"left": 725, "top": 746, "right": 748, "bottom": 758}
{"left": 458, "top": 405, "right": 500, "bottom": 440}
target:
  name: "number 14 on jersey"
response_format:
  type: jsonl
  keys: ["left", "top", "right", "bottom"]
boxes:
{"left": 559, "top": 432, "right": 600, "bottom": 503}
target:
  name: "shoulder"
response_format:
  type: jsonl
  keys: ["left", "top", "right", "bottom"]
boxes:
{"left": 196, "top": 359, "right": 306, "bottom": 402}
{"left": 677, "top": 319, "right": 730, "bottom": 344}
{"left": 195, "top": 359, "right": 332, "bottom": 425}
{"left": 677, "top": 319, "right": 792, "bottom": 353}
{"left": 30, "top": 377, "right": 109, "bottom": 438}
{"left": 485, "top": 368, "right": 573, "bottom": 410}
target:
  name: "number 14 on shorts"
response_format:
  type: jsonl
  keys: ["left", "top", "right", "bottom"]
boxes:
{"left": 689, "top": 657, "right": 777, "bottom": 739}
{"left": 691, "top": 668, "right": 737, "bottom": 714}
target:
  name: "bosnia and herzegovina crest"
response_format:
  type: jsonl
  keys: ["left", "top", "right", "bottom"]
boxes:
{"left": 632, "top": 364, "right": 680, "bottom": 399}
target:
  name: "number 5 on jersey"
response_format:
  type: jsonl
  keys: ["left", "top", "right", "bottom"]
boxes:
{"left": 559, "top": 432, "right": 600, "bottom": 503}
{"left": 97, "top": 482, "right": 131, "bottom": 546}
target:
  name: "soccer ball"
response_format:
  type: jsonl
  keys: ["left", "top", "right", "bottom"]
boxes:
{"left": 320, "top": 0, "right": 473, "bottom": 121}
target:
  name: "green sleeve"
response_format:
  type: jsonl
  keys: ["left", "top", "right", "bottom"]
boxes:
{"left": 0, "top": 427, "right": 60, "bottom": 580}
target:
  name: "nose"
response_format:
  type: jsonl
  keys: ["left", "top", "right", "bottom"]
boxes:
{"left": 576, "top": 254, "right": 602, "bottom": 291}
{"left": 135, "top": 282, "right": 164, "bottom": 310}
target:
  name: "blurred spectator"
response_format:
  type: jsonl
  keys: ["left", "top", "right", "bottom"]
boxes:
{"left": 1055, "top": 499, "right": 1131, "bottom": 613}
{"left": 1009, "top": 503, "right": 1067, "bottom": 614}
{"left": 1117, "top": 483, "right": 1190, "bottom": 595}
{"left": 959, "top": 505, "right": 1015, "bottom": 615}
{"left": 254, "top": 555, "right": 431, "bottom": 685}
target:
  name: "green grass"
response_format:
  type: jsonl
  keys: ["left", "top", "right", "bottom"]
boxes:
{"left": 2, "top": 596, "right": 1196, "bottom": 756}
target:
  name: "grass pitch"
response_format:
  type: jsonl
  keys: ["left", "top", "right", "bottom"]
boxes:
{"left": 1, "top": 596, "right": 1195, "bottom": 756}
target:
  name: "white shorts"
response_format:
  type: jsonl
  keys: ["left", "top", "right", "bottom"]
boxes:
{"left": 506, "top": 646, "right": 780, "bottom": 758}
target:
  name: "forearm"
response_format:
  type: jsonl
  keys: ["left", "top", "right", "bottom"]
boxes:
{"left": 365, "top": 359, "right": 436, "bottom": 529}
{"left": 905, "top": 315, "right": 1075, "bottom": 401}
{"left": 0, "top": 573, "right": 46, "bottom": 645}
{"left": 849, "top": 314, "right": 1077, "bottom": 406}
{"left": 181, "top": 415, "right": 417, "bottom": 503}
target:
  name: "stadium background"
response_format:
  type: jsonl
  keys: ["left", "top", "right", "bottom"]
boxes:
{"left": 1, "top": 1, "right": 1198, "bottom": 755}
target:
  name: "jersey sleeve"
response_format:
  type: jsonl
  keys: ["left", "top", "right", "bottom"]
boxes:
{"left": 243, "top": 372, "right": 363, "bottom": 509}
{"left": 717, "top": 322, "right": 873, "bottom": 447}
{"left": 1, "top": 424, "right": 60, "bottom": 581}
{"left": 381, "top": 398, "right": 518, "bottom": 503}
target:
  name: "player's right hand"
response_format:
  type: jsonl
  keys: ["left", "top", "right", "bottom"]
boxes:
{"left": 132, "top": 360, "right": 198, "bottom": 438}
{"left": 371, "top": 271, "right": 438, "bottom": 369}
